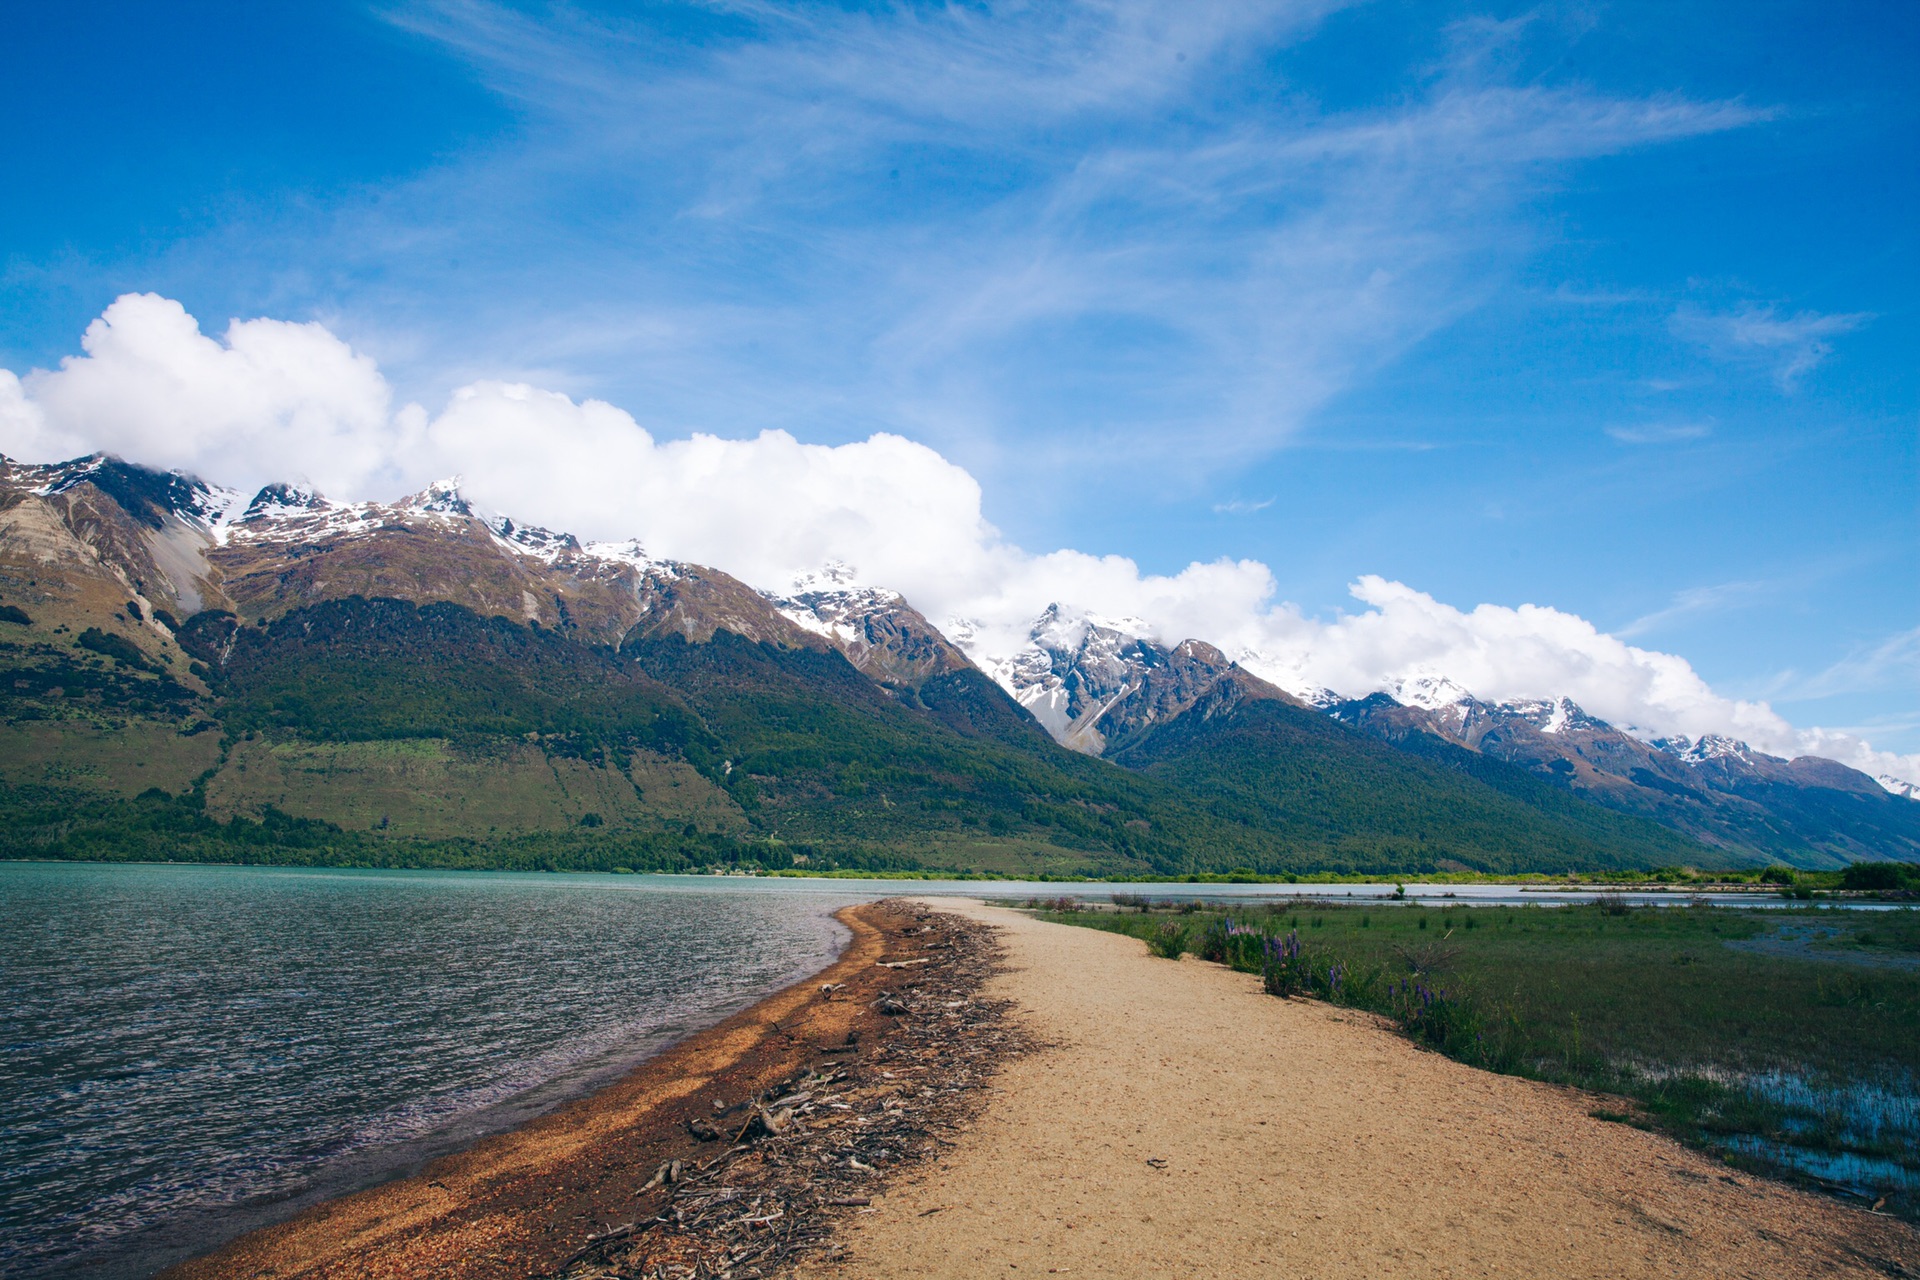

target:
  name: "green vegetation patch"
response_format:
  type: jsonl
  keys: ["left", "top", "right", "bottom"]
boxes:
{"left": 0, "top": 779, "right": 805, "bottom": 875}
{"left": 204, "top": 737, "right": 748, "bottom": 839}
{"left": 1110, "top": 696, "right": 1723, "bottom": 873}
{"left": 0, "top": 720, "right": 224, "bottom": 795}
{"left": 0, "top": 637, "right": 199, "bottom": 723}
{"left": 178, "top": 598, "right": 712, "bottom": 761}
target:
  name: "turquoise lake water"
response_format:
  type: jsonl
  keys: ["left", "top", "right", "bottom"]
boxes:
{"left": 0, "top": 863, "right": 880, "bottom": 1279}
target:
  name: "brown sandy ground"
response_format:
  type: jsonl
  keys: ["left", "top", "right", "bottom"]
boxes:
{"left": 797, "top": 900, "right": 1920, "bottom": 1280}
{"left": 167, "top": 900, "right": 1018, "bottom": 1280}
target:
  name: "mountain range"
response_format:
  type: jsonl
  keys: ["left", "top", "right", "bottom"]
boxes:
{"left": 2, "top": 453, "right": 1914, "bottom": 875}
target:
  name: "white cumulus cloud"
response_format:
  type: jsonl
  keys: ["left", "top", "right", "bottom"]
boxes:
{"left": 11, "top": 294, "right": 418, "bottom": 497}
{"left": 2, "top": 294, "right": 1914, "bottom": 788}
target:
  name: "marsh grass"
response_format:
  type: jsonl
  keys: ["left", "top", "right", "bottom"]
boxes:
{"left": 1040, "top": 899, "right": 1920, "bottom": 1216}
{"left": 1147, "top": 921, "right": 1191, "bottom": 959}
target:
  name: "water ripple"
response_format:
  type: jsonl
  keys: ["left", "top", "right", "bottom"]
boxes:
{"left": 0, "top": 863, "right": 856, "bottom": 1278}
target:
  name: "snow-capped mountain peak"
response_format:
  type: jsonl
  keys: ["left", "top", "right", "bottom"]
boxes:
{"left": 486, "top": 514, "right": 582, "bottom": 563}
{"left": 1878, "top": 774, "right": 1920, "bottom": 802}
{"left": 397, "top": 476, "right": 472, "bottom": 518}
{"left": 1389, "top": 672, "right": 1478, "bottom": 710}
{"left": 762, "top": 564, "right": 966, "bottom": 689}
{"left": 240, "top": 482, "right": 335, "bottom": 520}
{"left": 1652, "top": 734, "right": 1756, "bottom": 766}
{"left": 1500, "top": 695, "right": 1608, "bottom": 736}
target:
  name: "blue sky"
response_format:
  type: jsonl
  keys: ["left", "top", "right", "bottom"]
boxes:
{"left": 2, "top": 0, "right": 1914, "bottom": 756}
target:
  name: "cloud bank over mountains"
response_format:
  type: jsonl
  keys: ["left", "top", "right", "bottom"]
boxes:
{"left": 4, "top": 293, "right": 1914, "bottom": 787}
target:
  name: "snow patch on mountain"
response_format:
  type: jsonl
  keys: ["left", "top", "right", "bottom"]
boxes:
{"left": 582, "top": 538, "right": 670, "bottom": 574}
{"left": 765, "top": 563, "right": 904, "bottom": 645}
{"left": 221, "top": 475, "right": 682, "bottom": 581}
{"left": 1878, "top": 775, "right": 1920, "bottom": 801}
{"left": 1390, "top": 672, "right": 1479, "bottom": 711}
{"left": 486, "top": 515, "right": 581, "bottom": 562}
{"left": 1653, "top": 734, "right": 1758, "bottom": 766}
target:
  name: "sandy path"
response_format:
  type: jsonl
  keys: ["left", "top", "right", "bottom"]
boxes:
{"left": 800, "top": 901, "right": 1918, "bottom": 1280}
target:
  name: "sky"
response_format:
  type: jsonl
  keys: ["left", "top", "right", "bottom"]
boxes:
{"left": 1, "top": 1, "right": 1915, "bottom": 779}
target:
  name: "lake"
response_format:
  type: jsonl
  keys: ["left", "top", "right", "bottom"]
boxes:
{"left": 0, "top": 863, "right": 881, "bottom": 1278}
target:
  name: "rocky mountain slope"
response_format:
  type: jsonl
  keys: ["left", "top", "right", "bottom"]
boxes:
{"left": 3, "top": 445, "right": 1904, "bottom": 875}
{"left": 0, "top": 452, "right": 1734, "bottom": 875}
{"left": 1325, "top": 688, "right": 1920, "bottom": 867}
{"left": 961, "top": 605, "right": 1917, "bottom": 868}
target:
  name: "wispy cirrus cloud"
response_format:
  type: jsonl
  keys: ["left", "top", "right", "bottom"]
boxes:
{"left": 1213, "top": 497, "right": 1275, "bottom": 515}
{"left": 1606, "top": 420, "right": 1713, "bottom": 445}
{"left": 1617, "top": 578, "right": 1773, "bottom": 639}
{"left": 276, "top": 0, "right": 1776, "bottom": 498}
{"left": 1671, "top": 302, "right": 1872, "bottom": 391}
{"left": 1770, "top": 626, "right": 1920, "bottom": 703}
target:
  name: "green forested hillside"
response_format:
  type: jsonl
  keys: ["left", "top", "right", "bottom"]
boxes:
{"left": 179, "top": 600, "right": 712, "bottom": 759}
{"left": 0, "top": 596, "right": 1728, "bottom": 875}
{"left": 1111, "top": 694, "right": 1724, "bottom": 873}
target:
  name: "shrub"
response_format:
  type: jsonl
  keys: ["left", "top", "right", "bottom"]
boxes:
{"left": 1262, "top": 930, "right": 1307, "bottom": 997}
{"left": 1148, "top": 922, "right": 1190, "bottom": 959}
{"left": 1842, "top": 863, "right": 1918, "bottom": 893}
{"left": 1388, "top": 979, "right": 1486, "bottom": 1061}
{"left": 77, "top": 627, "right": 154, "bottom": 670}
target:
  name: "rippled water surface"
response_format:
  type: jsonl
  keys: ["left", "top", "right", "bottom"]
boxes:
{"left": 0, "top": 864, "right": 874, "bottom": 1279}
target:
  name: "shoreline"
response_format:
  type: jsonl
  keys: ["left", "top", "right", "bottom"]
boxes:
{"left": 154, "top": 904, "right": 886, "bottom": 1280}
{"left": 5, "top": 857, "right": 1870, "bottom": 892}
{"left": 71, "top": 896, "right": 1920, "bottom": 1279}
{"left": 159, "top": 899, "right": 1013, "bottom": 1280}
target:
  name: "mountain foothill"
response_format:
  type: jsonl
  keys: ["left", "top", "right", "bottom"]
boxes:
{"left": 2, "top": 453, "right": 1914, "bottom": 877}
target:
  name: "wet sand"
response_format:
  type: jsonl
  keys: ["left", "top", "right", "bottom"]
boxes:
{"left": 798, "top": 899, "right": 1920, "bottom": 1280}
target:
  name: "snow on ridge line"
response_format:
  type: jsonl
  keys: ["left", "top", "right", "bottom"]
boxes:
{"left": 958, "top": 601, "right": 1910, "bottom": 789}
{"left": 216, "top": 474, "right": 676, "bottom": 575}
{"left": 761, "top": 561, "right": 918, "bottom": 645}
{"left": 1879, "top": 775, "right": 1920, "bottom": 801}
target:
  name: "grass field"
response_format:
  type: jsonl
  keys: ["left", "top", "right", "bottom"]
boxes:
{"left": 1031, "top": 897, "right": 1920, "bottom": 1217}
{"left": 203, "top": 738, "right": 750, "bottom": 837}
{"left": 0, "top": 720, "right": 223, "bottom": 795}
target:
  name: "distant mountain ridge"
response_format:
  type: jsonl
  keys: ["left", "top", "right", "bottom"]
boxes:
{"left": 968, "top": 602, "right": 1919, "bottom": 866}
{"left": 1, "top": 452, "right": 1911, "bottom": 871}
